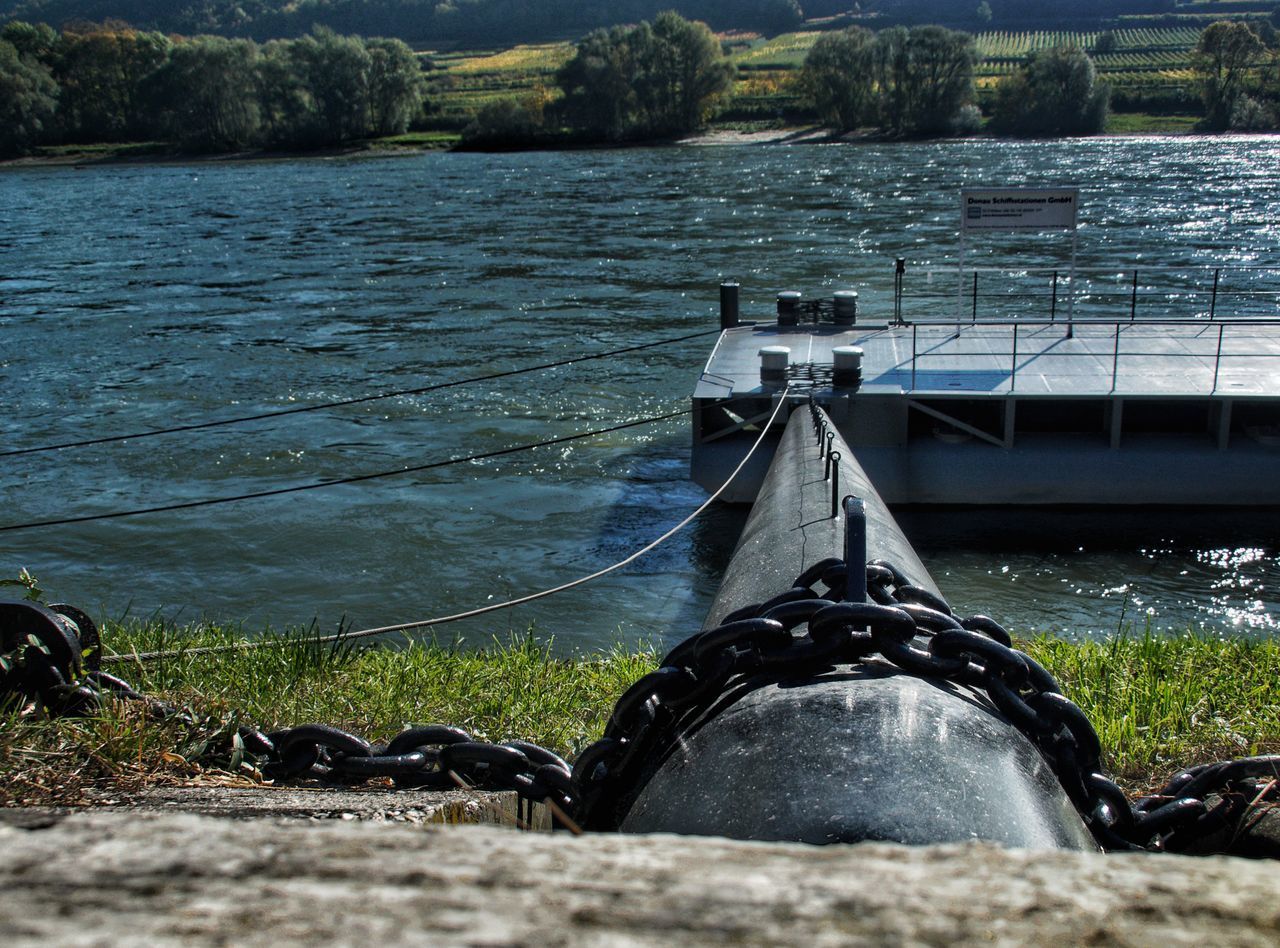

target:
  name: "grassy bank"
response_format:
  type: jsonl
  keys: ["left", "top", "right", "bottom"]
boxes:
{"left": 3, "top": 619, "right": 1277, "bottom": 807}
{"left": 1106, "top": 112, "right": 1201, "bottom": 134}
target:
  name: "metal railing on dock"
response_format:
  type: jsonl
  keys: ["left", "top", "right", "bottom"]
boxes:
{"left": 889, "top": 316, "right": 1280, "bottom": 397}
{"left": 893, "top": 264, "right": 1280, "bottom": 326}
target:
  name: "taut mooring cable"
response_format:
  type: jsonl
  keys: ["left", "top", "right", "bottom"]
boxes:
{"left": 0, "top": 408, "right": 694, "bottom": 533}
{"left": 2, "top": 327, "right": 721, "bottom": 458}
{"left": 103, "top": 389, "right": 793, "bottom": 663}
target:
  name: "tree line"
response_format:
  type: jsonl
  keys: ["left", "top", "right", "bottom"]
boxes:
{"left": 0, "top": 0, "right": 1203, "bottom": 45}
{"left": 1, "top": 21, "right": 426, "bottom": 155}
{"left": 6, "top": 12, "right": 1279, "bottom": 157}
{"left": 800, "top": 16, "right": 1280, "bottom": 139}
{"left": 462, "top": 14, "right": 1111, "bottom": 147}
{"left": 0, "top": 0, "right": 804, "bottom": 47}
{"left": 799, "top": 24, "right": 1111, "bottom": 139}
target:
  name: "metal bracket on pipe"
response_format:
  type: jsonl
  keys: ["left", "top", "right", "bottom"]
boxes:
{"left": 843, "top": 496, "right": 867, "bottom": 603}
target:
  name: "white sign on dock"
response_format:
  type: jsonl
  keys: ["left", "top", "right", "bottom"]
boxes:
{"left": 961, "top": 188, "right": 1079, "bottom": 231}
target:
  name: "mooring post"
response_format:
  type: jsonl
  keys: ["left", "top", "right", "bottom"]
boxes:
{"left": 720, "top": 281, "right": 740, "bottom": 330}
{"left": 843, "top": 496, "right": 867, "bottom": 603}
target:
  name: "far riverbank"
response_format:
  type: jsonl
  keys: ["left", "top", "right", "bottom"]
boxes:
{"left": 0, "top": 114, "right": 1210, "bottom": 169}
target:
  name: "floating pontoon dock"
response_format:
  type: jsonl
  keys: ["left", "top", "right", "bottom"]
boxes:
{"left": 692, "top": 285, "right": 1280, "bottom": 505}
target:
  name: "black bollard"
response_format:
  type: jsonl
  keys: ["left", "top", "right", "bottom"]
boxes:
{"left": 719, "top": 282, "right": 740, "bottom": 330}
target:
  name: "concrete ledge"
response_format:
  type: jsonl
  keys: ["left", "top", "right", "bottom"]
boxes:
{"left": 3, "top": 812, "right": 1279, "bottom": 945}
{"left": 0, "top": 786, "right": 524, "bottom": 829}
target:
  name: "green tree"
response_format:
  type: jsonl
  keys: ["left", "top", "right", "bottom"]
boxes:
{"left": 803, "top": 25, "right": 975, "bottom": 138}
{"left": 990, "top": 45, "right": 1109, "bottom": 137}
{"left": 555, "top": 26, "right": 640, "bottom": 140}
{"left": 1229, "top": 94, "right": 1275, "bottom": 130}
{"left": 258, "top": 38, "right": 317, "bottom": 148}
{"left": 460, "top": 97, "right": 545, "bottom": 149}
{"left": 51, "top": 24, "right": 171, "bottom": 143}
{"left": 556, "top": 12, "right": 733, "bottom": 141}
{"left": 869, "top": 26, "right": 977, "bottom": 137}
{"left": 144, "top": 36, "right": 263, "bottom": 151}
{"left": 801, "top": 27, "right": 877, "bottom": 132}
{"left": 366, "top": 37, "right": 425, "bottom": 136}
{"left": 257, "top": 30, "right": 388, "bottom": 148}
{"left": 647, "top": 11, "right": 734, "bottom": 135}
{"left": 872, "top": 26, "right": 912, "bottom": 134}
{"left": 0, "top": 38, "right": 59, "bottom": 156}
{"left": 288, "top": 28, "right": 373, "bottom": 144}
{"left": 896, "top": 25, "right": 977, "bottom": 136}
{"left": 0, "top": 20, "right": 58, "bottom": 62}
{"left": 1195, "top": 20, "right": 1265, "bottom": 130}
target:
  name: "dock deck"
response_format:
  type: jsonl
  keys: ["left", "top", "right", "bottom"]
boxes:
{"left": 696, "top": 320, "right": 1280, "bottom": 400}
{"left": 692, "top": 316, "right": 1280, "bottom": 506}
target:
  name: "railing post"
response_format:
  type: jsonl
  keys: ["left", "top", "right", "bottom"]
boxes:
{"left": 894, "top": 258, "right": 905, "bottom": 325}
{"left": 1111, "top": 322, "right": 1121, "bottom": 392}
{"left": 1210, "top": 268, "right": 1220, "bottom": 320}
{"left": 1130, "top": 269, "right": 1139, "bottom": 323}
{"left": 911, "top": 324, "right": 918, "bottom": 391}
{"left": 971, "top": 271, "right": 978, "bottom": 324}
{"left": 1212, "top": 323, "right": 1225, "bottom": 393}
{"left": 1050, "top": 270, "right": 1058, "bottom": 323}
{"left": 1010, "top": 323, "right": 1018, "bottom": 393}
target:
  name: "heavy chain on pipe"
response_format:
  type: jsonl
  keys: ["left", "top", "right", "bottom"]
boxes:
{"left": 3, "top": 588, "right": 1276, "bottom": 854}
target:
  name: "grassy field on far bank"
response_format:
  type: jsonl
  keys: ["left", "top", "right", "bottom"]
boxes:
{"left": 3, "top": 618, "right": 1277, "bottom": 808}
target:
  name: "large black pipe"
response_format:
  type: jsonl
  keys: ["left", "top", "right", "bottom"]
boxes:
{"left": 703, "top": 402, "right": 938, "bottom": 630}
{"left": 622, "top": 404, "right": 1097, "bottom": 850}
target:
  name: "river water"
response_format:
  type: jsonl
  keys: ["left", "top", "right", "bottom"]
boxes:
{"left": 3, "top": 137, "right": 1279, "bottom": 650}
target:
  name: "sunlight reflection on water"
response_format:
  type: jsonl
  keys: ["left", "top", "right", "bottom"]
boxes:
{"left": 3, "top": 138, "right": 1279, "bottom": 647}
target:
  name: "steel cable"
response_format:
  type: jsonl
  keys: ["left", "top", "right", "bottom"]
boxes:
{"left": 1, "top": 327, "right": 721, "bottom": 458}
{"left": 1, "top": 392, "right": 770, "bottom": 533}
{"left": 102, "top": 388, "right": 792, "bottom": 663}
{"left": 0, "top": 408, "right": 691, "bottom": 533}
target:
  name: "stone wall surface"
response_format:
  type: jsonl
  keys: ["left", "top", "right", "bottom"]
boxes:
{"left": 2, "top": 812, "right": 1279, "bottom": 946}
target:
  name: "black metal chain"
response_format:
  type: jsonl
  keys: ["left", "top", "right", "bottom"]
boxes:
{"left": 2, "top": 590, "right": 1276, "bottom": 852}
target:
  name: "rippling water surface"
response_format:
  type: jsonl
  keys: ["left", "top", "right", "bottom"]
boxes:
{"left": 3, "top": 137, "right": 1279, "bottom": 648}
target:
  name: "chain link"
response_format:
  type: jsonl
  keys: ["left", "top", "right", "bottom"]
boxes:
{"left": 3, "top": 586, "right": 1276, "bottom": 852}
{"left": 561, "top": 560, "right": 1278, "bottom": 852}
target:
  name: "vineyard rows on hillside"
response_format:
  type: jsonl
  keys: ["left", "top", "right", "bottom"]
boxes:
{"left": 427, "top": 27, "right": 1213, "bottom": 127}
{"left": 976, "top": 27, "right": 1202, "bottom": 58}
